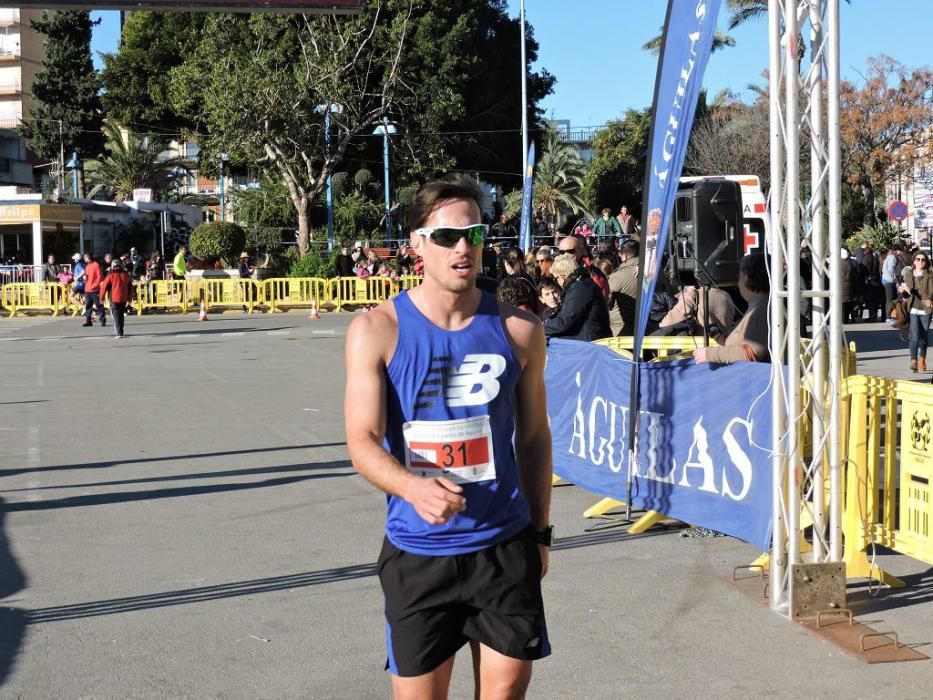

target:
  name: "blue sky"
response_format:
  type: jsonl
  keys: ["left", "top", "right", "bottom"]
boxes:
{"left": 91, "top": 1, "right": 931, "bottom": 127}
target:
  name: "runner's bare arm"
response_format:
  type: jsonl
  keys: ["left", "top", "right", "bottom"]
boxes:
{"left": 509, "top": 314, "right": 553, "bottom": 532}
{"left": 344, "top": 311, "right": 466, "bottom": 525}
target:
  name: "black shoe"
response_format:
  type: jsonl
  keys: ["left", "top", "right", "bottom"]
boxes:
{"left": 82, "top": 321, "right": 92, "bottom": 327}
{"left": 100, "top": 320, "right": 107, "bottom": 327}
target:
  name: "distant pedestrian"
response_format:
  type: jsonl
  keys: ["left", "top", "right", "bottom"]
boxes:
{"left": 173, "top": 245, "right": 188, "bottom": 280}
{"left": 82, "top": 254, "right": 106, "bottom": 327}
{"left": 239, "top": 251, "right": 255, "bottom": 305}
{"left": 148, "top": 251, "right": 165, "bottom": 281}
{"left": 70, "top": 253, "right": 86, "bottom": 308}
{"left": 42, "top": 254, "right": 59, "bottom": 282}
{"left": 900, "top": 252, "right": 933, "bottom": 374}
{"left": 593, "top": 208, "right": 621, "bottom": 239}
{"left": 335, "top": 241, "right": 355, "bottom": 277}
{"left": 100, "top": 259, "right": 133, "bottom": 338}
{"left": 129, "top": 247, "right": 146, "bottom": 280}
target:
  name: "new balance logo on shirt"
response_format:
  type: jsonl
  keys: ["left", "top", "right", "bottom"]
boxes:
{"left": 414, "top": 353, "right": 506, "bottom": 409}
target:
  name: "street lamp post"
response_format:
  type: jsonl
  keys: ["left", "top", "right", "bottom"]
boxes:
{"left": 316, "top": 103, "right": 343, "bottom": 252}
{"left": 219, "top": 153, "right": 230, "bottom": 222}
{"left": 373, "top": 118, "right": 398, "bottom": 242}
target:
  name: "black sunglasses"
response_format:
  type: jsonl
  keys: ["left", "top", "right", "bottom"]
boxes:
{"left": 415, "top": 224, "right": 488, "bottom": 248}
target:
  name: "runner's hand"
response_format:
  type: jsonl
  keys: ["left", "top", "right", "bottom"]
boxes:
{"left": 408, "top": 477, "right": 466, "bottom": 525}
{"left": 538, "top": 544, "right": 549, "bottom": 579}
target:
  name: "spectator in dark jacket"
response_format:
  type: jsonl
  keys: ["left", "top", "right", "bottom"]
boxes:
{"left": 543, "top": 254, "right": 610, "bottom": 341}
{"left": 335, "top": 241, "right": 355, "bottom": 277}
{"left": 840, "top": 248, "right": 858, "bottom": 323}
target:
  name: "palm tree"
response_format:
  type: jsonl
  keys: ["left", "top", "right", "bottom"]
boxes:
{"left": 641, "top": 28, "right": 735, "bottom": 56}
{"left": 505, "top": 129, "right": 587, "bottom": 235}
{"left": 85, "top": 122, "right": 189, "bottom": 201}
{"left": 643, "top": 1, "right": 850, "bottom": 57}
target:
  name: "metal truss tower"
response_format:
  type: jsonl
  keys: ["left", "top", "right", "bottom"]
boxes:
{"left": 768, "top": 0, "right": 844, "bottom": 614}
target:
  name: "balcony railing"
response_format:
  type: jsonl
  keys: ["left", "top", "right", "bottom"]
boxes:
{"left": 0, "top": 80, "right": 21, "bottom": 95}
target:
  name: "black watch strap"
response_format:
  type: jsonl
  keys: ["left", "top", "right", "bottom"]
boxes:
{"left": 533, "top": 526, "right": 554, "bottom": 547}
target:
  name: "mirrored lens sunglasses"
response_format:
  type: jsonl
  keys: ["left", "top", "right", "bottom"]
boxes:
{"left": 415, "top": 224, "right": 488, "bottom": 248}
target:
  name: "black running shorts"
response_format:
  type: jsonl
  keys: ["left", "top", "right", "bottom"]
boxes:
{"left": 377, "top": 526, "right": 550, "bottom": 677}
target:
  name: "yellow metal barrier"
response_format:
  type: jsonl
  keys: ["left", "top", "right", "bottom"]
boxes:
{"left": 1, "top": 282, "right": 67, "bottom": 317}
{"left": 199, "top": 278, "right": 263, "bottom": 314}
{"left": 135, "top": 280, "right": 189, "bottom": 315}
{"left": 262, "top": 277, "right": 329, "bottom": 312}
{"left": 331, "top": 276, "right": 394, "bottom": 311}
{"left": 593, "top": 335, "right": 718, "bottom": 362}
{"left": 841, "top": 375, "right": 933, "bottom": 587}
{"left": 395, "top": 275, "right": 423, "bottom": 293}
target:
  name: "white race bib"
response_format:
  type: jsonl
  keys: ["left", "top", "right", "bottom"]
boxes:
{"left": 402, "top": 415, "right": 496, "bottom": 484}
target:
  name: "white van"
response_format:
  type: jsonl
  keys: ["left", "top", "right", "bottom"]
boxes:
{"left": 680, "top": 175, "right": 769, "bottom": 255}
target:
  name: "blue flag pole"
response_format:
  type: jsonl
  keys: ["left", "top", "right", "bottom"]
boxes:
{"left": 626, "top": 0, "right": 723, "bottom": 519}
{"left": 519, "top": 141, "right": 536, "bottom": 252}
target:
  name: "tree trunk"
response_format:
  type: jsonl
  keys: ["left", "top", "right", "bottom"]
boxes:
{"left": 861, "top": 180, "right": 877, "bottom": 227}
{"left": 297, "top": 203, "right": 310, "bottom": 255}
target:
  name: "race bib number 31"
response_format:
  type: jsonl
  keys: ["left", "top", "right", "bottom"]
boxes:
{"left": 403, "top": 416, "right": 496, "bottom": 484}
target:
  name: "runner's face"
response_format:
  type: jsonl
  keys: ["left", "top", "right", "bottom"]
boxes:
{"left": 412, "top": 198, "right": 483, "bottom": 293}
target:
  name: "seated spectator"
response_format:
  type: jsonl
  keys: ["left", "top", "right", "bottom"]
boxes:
{"left": 657, "top": 282, "right": 737, "bottom": 344}
{"left": 496, "top": 276, "right": 535, "bottom": 312}
{"left": 694, "top": 254, "right": 770, "bottom": 364}
{"left": 538, "top": 276, "right": 561, "bottom": 321}
{"left": 543, "top": 254, "right": 610, "bottom": 341}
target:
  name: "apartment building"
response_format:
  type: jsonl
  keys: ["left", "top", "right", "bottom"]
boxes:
{"left": 0, "top": 7, "right": 43, "bottom": 188}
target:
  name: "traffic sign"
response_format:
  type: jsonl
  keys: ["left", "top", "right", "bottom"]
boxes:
{"left": 888, "top": 200, "right": 909, "bottom": 222}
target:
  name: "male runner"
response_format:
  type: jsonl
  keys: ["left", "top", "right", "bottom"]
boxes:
{"left": 345, "top": 174, "right": 553, "bottom": 700}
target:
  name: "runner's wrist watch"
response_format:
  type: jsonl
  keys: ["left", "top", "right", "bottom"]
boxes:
{"left": 534, "top": 526, "right": 554, "bottom": 547}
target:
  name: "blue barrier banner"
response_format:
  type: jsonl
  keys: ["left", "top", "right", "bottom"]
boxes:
{"left": 519, "top": 141, "right": 536, "bottom": 253}
{"left": 546, "top": 339, "right": 773, "bottom": 551}
{"left": 634, "top": 0, "right": 722, "bottom": 358}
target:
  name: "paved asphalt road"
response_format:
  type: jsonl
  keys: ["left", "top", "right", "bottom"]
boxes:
{"left": 1, "top": 311, "right": 932, "bottom": 698}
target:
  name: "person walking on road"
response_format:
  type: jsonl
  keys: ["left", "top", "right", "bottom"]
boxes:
{"left": 900, "top": 251, "right": 933, "bottom": 374}
{"left": 344, "top": 174, "right": 553, "bottom": 699}
{"left": 99, "top": 259, "right": 132, "bottom": 338}
{"left": 172, "top": 245, "right": 187, "bottom": 280}
{"left": 81, "top": 253, "right": 106, "bottom": 327}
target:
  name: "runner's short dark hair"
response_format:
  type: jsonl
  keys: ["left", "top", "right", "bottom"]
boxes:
{"left": 407, "top": 174, "right": 485, "bottom": 232}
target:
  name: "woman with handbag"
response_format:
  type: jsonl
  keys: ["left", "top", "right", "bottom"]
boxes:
{"left": 900, "top": 252, "right": 933, "bottom": 373}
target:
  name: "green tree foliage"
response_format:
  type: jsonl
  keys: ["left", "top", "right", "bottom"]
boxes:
{"left": 19, "top": 11, "right": 104, "bottom": 161}
{"left": 504, "top": 130, "right": 586, "bottom": 233}
{"left": 84, "top": 122, "right": 189, "bottom": 201}
{"left": 288, "top": 248, "right": 338, "bottom": 278}
{"left": 393, "top": 0, "right": 554, "bottom": 188}
{"left": 231, "top": 177, "right": 295, "bottom": 231}
{"left": 334, "top": 191, "right": 383, "bottom": 240}
{"left": 100, "top": 11, "right": 205, "bottom": 134}
{"left": 163, "top": 1, "right": 553, "bottom": 254}
{"left": 188, "top": 221, "right": 247, "bottom": 266}
{"left": 582, "top": 110, "right": 652, "bottom": 214}
{"left": 169, "top": 8, "right": 418, "bottom": 254}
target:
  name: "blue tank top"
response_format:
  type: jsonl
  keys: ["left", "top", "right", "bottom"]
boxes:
{"left": 384, "top": 290, "right": 531, "bottom": 555}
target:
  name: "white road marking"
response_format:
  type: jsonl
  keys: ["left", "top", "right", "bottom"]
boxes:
{"left": 36, "top": 363, "right": 44, "bottom": 387}
{"left": 27, "top": 427, "right": 41, "bottom": 502}
{"left": 312, "top": 329, "right": 336, "bottom": 335}
{"left": 267, "top": 330, "right": 291, "bottom": 336}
